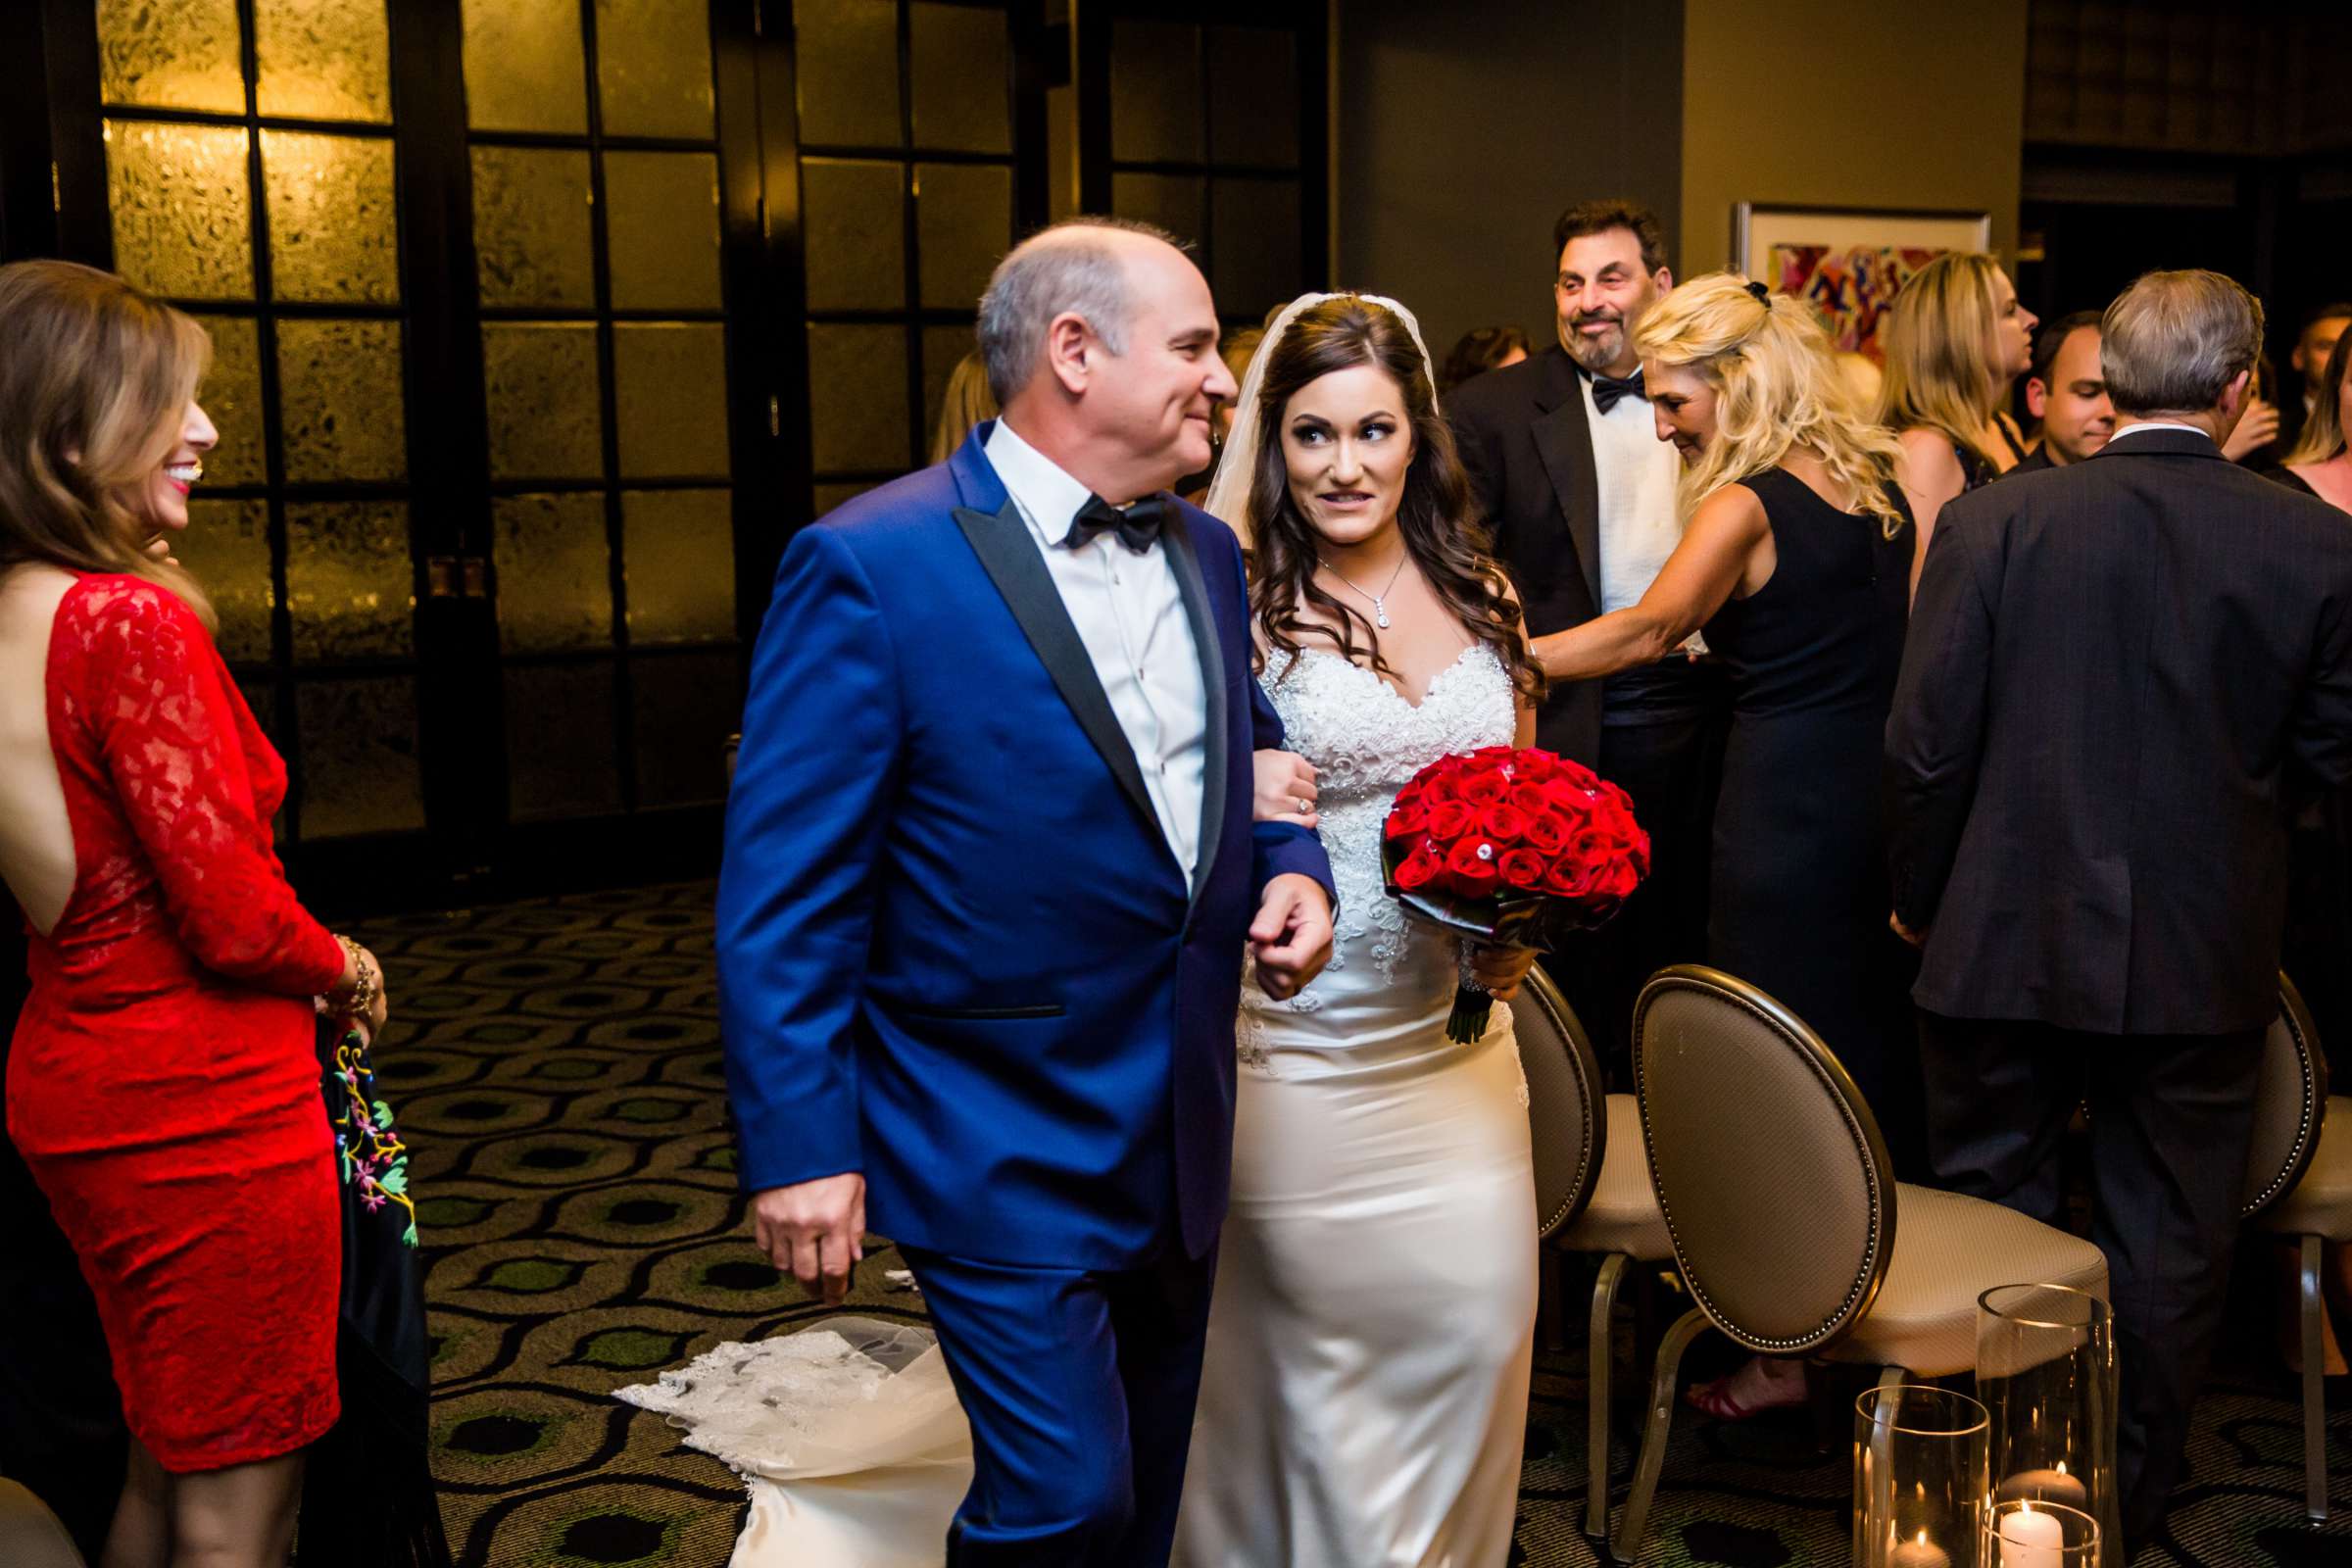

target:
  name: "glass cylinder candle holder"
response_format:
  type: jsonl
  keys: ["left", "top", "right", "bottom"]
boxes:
{"left": 1853, "top": 1384, "right": 1990, "bottom": 1568}
{"left": 1984, "top": 1498, "right": 2098, "bottom": 1568}
{"left": 1977, "top": 1284, "right": 2121, "bottom": 1565}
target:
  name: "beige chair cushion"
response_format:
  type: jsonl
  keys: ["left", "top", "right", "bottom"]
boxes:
{"left": 1554, "top": 1094, "right": 1672, "bottom": 1260}
{"left": 2255, "top": 1097, "right": 2352, "bottom": 1241}
{"left": 1822, "top": 1184, "right": 2110, "bottom": 1379}
{"left": 0, "top": 1479, "right": 87, "bottom": 1568}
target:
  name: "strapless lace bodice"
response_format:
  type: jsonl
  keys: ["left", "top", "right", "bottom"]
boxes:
{"left": 1241, "top": 642, "right": 1516, "bottom": 1068}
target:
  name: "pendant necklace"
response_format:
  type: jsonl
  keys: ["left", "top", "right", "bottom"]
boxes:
{"left": 1321, "top": 550, "right": 1408, "bottom": 630}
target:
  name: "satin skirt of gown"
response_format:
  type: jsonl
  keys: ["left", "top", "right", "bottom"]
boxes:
{"left": 1173, "top": 644, "right": 1539, "bottom": 1568}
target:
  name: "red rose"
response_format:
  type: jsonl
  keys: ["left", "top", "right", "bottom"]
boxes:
{"left": 1426, "top": 799, "right": 1478, "bottom": 842}
{"left": 1498, "top": 847, "right": 1547, "bottom": 891}
{"left": 1385, "top": 799, "right": 1429, "bottom": 841}
{"left": 1423, "top": 769, "right": 1463, "bottom": 803}
{"left": 1509, "top": 783, "right": 1553, "bottom": 817}
{"left": 1521, "top": 811, "right": 1568, "bottom": 856}
{"left": 1545, "top": 785, "right": 1596, "bottom": 828}
{"left": 1445, "top": 837, "right": 1501, "bottom": 896}
{"left": 1554, "top": 758, "right": 1601, "bottom": 790}
{"left": 1544, "top": 857, "right": 1601, "bottom": 900}
{"left": 1480, "top": 804, "right": 1530, "bottom": 844}
{"left": 1515, "top": 750, "right": 1557, "bottom": 782}
{"left": 1459, "top": 768, "right": 1510, "bottom": 807}
{"left": 1598, "top": 858, "right": 1641, "bottom": 901}
{"left": 1395, "top": 845, "right": 1444, "bottom": 892}
{"left": 1616, "top": 826, "right": 1651, "bottom": 878}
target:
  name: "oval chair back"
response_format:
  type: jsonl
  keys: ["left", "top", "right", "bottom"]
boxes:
{"left": 1633, "top": 964, "right": 1896, "bottom": 1355}
{"left": 2242, "top": 972, "right": 2329, "bottom": 1220}
{"left": 1512, "top": 966, "right": 1606, "bottom": 1239}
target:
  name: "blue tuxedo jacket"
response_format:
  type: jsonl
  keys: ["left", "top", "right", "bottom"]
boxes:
{"left": 716, "top": 426, "right": 1335, "bottom": 1268}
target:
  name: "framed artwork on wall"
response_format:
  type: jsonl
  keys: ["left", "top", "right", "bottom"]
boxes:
{"left": 1733, "top": 204, "right": 1993, "bottom": 363}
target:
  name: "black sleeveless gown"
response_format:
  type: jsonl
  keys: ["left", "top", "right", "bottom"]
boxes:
{"left": 1701, "top": 466, "right": 1925, "bottom": 1172}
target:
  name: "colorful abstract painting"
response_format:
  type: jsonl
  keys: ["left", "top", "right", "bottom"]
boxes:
{"left": 1770, "top": 243, "right": 1944, "bottom": 364}
{"left": 1735, "top": 206, "right": 1992, "bottom": 368}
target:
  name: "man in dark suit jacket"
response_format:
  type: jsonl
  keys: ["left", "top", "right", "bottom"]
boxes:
{"left": 1448, "top": 201, "right": 1727, "bottom": 1070}
{"left": 1888, "top": 270, "right": 2352, "bottom": 1548}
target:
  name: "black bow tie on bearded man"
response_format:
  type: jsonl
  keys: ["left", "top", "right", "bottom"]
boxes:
{"left": 1589, "top": 368, "right": 1646, "bottom": 416}
{"left": 1067, "top": 493, "right": 1167, "bottom": 554}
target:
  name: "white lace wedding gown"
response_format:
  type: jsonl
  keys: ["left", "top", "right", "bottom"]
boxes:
{"left": 620, "top": 643, "right": 1534, "bottom": 1568}
{"left": 1171, "top": 641, "right": 1539, "bottom": 1568}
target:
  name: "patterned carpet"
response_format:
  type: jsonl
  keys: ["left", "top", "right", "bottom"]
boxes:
{"left": 371, "top": 880, "right": 2352, "bottom": 1567}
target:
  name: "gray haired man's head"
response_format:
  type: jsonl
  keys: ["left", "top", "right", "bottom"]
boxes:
{"left": 2100, "top": 270, "right": 2266, "bottom": 416}
{"left": 976, "top": 217, "right": 1183, "bottom": 405}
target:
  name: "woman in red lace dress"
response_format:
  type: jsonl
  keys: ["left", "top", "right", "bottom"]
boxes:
{"left": 0, "top": 261, "right": 389, "bottom": 1566}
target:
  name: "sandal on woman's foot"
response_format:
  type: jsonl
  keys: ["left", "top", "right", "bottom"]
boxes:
{"left": 1683, "top": 1359, "right": 1808, "bottom": 1421}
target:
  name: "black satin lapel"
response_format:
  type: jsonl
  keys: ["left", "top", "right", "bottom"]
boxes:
{"left": 1533, "top": 395, "right": 1602, "bottom": 607}
{"left": 1160, "top": 510, "right": 1228, "bottom": 901}
{"left": 953, "top": 503, "right": 1159, "bottom": 838}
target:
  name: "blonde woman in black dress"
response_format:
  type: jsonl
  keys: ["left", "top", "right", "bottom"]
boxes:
{"left": 1530, "top": 272, "right": 1921, "bottom": 1420}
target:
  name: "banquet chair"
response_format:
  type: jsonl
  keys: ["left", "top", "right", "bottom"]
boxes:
{"left": 2240, "top": 972, "right": 2345, "bottom": 1522}
{"left": 1510, "top": 968, "right": 1677, "bottom": 1544}
{"left": 1603, "top": 965, "right": 2110, "bottom": 1564}
{"left": 0, "top": 1479, "right": 85, "bottom": 1568}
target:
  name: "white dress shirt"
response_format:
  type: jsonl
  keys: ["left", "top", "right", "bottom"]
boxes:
{"left": 2105, "top": 420, "right": 2215, "bottom": 445}
{"left": 985, "top": 419, "right": 1207, "bottom": 888}
{"left": 1583, "top": 371, "right": 1685, "bottom": 615}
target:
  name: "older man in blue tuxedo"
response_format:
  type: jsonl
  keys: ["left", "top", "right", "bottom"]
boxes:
{"left": 717, "top": 218, "right": 1335, "bottom": 1568}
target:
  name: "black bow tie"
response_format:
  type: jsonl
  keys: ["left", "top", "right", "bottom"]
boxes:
{"left": 1590, "top": 368, "right": 1646, "bottom": 415}
{"left": 1067, "top": 493, "right": 1166, "bottom": 554}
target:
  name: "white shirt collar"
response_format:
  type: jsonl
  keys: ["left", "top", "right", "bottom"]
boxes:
{"left": 2105, "top": 420, "right": 2215, "bottom": 445}
{"left": 985, "top": 418, "right": 1097, "bottom": 548}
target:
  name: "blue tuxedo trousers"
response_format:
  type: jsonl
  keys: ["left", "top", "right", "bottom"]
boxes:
{"left": 905, "top": 1245, "right": 1218, "bottom": 1568}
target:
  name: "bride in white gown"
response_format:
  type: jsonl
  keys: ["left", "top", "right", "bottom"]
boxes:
{"left": 617, "top": 293, "right": 1542, "bottom": 1568}
{"left": 1173, "top": 292, "right": 1544, "bottom": 1568}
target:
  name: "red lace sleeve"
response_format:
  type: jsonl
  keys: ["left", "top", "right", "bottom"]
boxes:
{"left": 72, "top": 579, "right": 346, "bottom": 997}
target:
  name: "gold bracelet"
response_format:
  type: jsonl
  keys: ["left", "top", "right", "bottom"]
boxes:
{"left": 330, "top": 933, "right": 377, "bottom": 1016}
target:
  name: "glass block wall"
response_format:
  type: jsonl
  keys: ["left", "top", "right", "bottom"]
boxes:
{"left": 794, "top": 0, "right": 1018, "bottom": 519}
{"left": 97, "top": 0, "right": 423, "bottom": 841}
{"left": 460, "top": 0, "right": 740, "bottom": 822}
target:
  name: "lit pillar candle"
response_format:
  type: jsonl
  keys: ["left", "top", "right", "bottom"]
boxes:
{"left": 1887, "top": 1529, "right": 1951, "bottom": 1568}
{"left": 1997, "top": 1501, "right": 2065, "bottom": 1568}
{"left": 1996, "top": 1461, "right": 2088, "bottom": 1512}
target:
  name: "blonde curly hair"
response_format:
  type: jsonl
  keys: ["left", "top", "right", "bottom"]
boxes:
{"left": 1634, "top": 272, "right": 1906, "bottom": 538}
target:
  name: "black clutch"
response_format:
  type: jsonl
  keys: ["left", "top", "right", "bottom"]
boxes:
{"left": 296, "top": 1018, "right": 452, "bottom": 1568}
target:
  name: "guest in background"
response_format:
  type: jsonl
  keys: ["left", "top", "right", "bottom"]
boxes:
{"left": 1183, "top": 327, "right": 1265, "bottom": 510}
{"left": 1439, "top": 324, "right": 1529, "bottom": 394}
{"left": 1533, "top": 273, "right": 1920, "bottom": 1418}
{"left": 2012, "top": 310, "right": 2113, "bottom": 471}
{"left": 2278, "top": 325, "right": 2351, "bottom": 511}
{"left": 0, "top": 261, "right": 390, "bottom": 1568}
{"left": 1879, "top": 252, "right": 2037, "bottom": 589}
{"left": 929, "top": 349, "right": 999, "bottom": 464}
{"left": 2277, "top": 301, "right": 2352, "bottom": 461}
{"left": 2221, "top": 354, "right": 2282, "bottom": 465}
{"left": 1888, "top": 270, "right": 2352, "bottom": 1549}
{"left": 1213, "top": 326, "right": 1263, "bottom": 447}
{"left": 1449, "top": 200, "right": 1727, "bottom": 1073}
{"left": 2269, "top": 317, "right": 2352, "bottom": 1348}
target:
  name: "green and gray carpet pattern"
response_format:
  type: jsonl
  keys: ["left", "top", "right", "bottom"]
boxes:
{"left": 368, "top": 882, "right": 2349, "bottom": 1566}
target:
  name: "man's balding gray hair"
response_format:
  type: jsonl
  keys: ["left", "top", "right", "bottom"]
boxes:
{"left": 2100, "top": 270, "right": 2266, "bottom": 416}
{"left": 976, "top": 217, "right": 1183, "bottom": 405}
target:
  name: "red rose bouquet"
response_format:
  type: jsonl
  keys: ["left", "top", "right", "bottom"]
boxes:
{"left": 1381, "top": 745, "right": 1650, "bottom": 1042}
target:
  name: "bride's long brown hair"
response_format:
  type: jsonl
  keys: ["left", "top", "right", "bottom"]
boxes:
{"left": 1247, "top": 297, "right": 1541, "bottom": 704}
